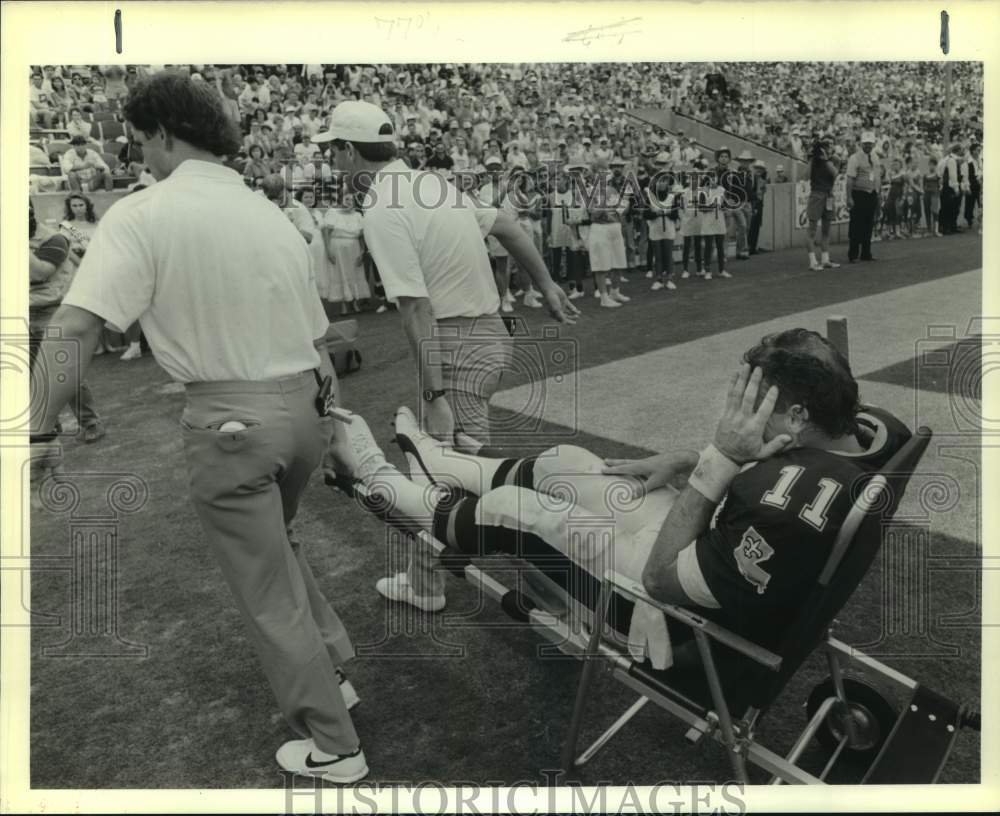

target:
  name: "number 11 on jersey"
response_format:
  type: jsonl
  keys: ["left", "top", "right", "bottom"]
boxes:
{"left": 761, "top": 465, "right": 843, "bottom": 532}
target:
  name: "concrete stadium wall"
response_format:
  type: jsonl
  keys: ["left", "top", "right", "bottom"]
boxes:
{"left": 630, "top": 108, "right": 809, "bottom": 180}
{"left": 31, "top": 190, "right": 129, "bottom": 227}
{"left": 767, "top": 183, "right": 849, "bottom": 250}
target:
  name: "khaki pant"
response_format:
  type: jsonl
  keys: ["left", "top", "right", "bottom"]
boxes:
{"left": 408, "top": 313, "right": 513, "bottom": 595}
{"left": 181, "top": 371, "right": 358, "bottom": 754}
{"left": 434, "top": 313, "right": 513, "bottom": 446}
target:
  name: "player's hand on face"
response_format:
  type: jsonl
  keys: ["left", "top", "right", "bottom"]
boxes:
{"left": 542, "top": 283, "right": 580, "bottom": 324}
{"left": 423, "top": 396, "right": 456, "bottom": 448}
{"left": 713, "top": 364, "right": 792, "bottom": 465}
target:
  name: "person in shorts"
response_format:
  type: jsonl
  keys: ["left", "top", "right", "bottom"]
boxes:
{"left": 806, "top": 138, "right": 841, "bottom": 271}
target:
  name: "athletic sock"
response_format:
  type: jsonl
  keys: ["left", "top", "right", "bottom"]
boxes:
{"left": 808, "top": 251, "right": 818, "bottom": 266}
{"left": 489, "top": 456, "right": 537, "bottom": 490}
{"left": 434, "top": 491, "right": 634, "bottom": 635}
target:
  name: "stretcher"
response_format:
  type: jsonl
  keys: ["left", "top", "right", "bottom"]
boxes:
{"left": 325, "top": 424, "right": 980, "bottom": 784}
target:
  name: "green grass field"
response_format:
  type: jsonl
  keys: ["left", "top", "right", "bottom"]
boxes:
{"left": 29, "top": 233, "right": 982, "bottom": 787}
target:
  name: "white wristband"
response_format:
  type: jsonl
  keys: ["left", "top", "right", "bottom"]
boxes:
{"left": 687, "top": 444, "right": 741, "bottom": 504}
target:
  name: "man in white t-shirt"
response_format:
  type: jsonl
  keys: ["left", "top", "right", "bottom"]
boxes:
{"left": 31, "top": 70, "right": 368, "bottom": 787}
{"left": 61, "top": 136, "right": 113, "bottom": 192}
{"left": 316, "top": 100, "right": 579, "bottom": 614}
{"left": 293, "top": 133, "right": 322, "bottom": 163}
{"left": 316, "top": 100, "right": 579, "bottom": 447}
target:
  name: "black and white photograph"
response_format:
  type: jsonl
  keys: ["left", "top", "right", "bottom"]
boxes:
{"left": 2, "top": 2, "right": 997, "bottom": 813}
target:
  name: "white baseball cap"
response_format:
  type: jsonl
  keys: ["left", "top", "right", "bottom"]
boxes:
{"left": 860, "top": 131, "right": 876, "bottom": 143}
{"left": 314, "top": 100, "right": 396, "bottom": 143}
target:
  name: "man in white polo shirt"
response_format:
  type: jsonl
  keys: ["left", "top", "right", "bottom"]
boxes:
{"left": 30, "top": 71, "right": 368, "bottom": 785}
{"left": 316, "top": 100, "right": 578, "bottom": 611}
{"left": 845, "top": 130, "right": 881, "bottom": 263}
{"left": 316, "top": 100, "right": 578, "bottom": 448}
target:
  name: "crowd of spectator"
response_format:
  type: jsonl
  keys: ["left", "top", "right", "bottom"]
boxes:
{"left": 28, "top": 62, "right": 982, "bottom": 323}
{"left": 671, "top": 62, "right": 983, "bottom": 161}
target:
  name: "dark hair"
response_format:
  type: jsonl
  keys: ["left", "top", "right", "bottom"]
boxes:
{"left": 70, "top": 135, "right": 89, "bottom": 147}
{"left": 330, "top": 138, "right": 398, "bottom": 163}
{"left": 248, "top": 144, "right": 264, "bottom": 160}
{"left": 123, "top": 70, "right": 242, "bottom": 156}
{"left": 64, "top": 193, "right": 97, "bottom": 223}
{"left": 810, "top": 140, "right": 830, "bottom": 162}
{"left": 742, "top": 328, "right": 860, "bottom": 437}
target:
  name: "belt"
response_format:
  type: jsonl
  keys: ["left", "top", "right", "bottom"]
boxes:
{"left": 183, "top": 369, "right": 316, "bottom": 395}
{"left": 435, "top": 312, "right": 506, "bottom": 326}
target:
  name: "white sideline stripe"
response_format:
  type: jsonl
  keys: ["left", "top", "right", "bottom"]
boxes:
{"left": 494, "top": 268, "right": 982, "bottom": 456}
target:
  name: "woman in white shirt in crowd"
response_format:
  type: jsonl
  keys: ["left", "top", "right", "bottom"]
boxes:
{"left": 698, "top": 169, "right": 731, "bottom": 280}
{"left": 48, "top": 76, "right": 75, "bottom": 125}
{"left": 450, "top": 136, "right": 471, "bottom": 171}
{"left": 322, "top": 179, "right": 371, "bottom": 316}
{"left": 678, "top": 167, "right": 702, "bottom": 279}
{"left": 294, "top": 187, "right": 336, "bottom": 317}
{"left": 66, "top": 107, "right": 95, "bottom": 142}
{"left": 645, "top": 172, "right": 681, "bottom": 291}
{"left": 58, "top": 193, "right": 125, "bottom": 356}
{"left": 59, "top": 193, "right": 100, "bottom": 257}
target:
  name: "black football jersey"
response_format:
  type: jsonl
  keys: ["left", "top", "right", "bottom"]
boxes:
{"left": 695, "top": 407, "right": 911, "bottom": 647}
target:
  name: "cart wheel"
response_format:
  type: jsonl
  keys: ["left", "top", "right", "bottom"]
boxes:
{"left": 806, "top": 676, "right": 898, "bottom": 763}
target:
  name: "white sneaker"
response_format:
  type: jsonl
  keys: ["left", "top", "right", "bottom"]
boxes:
{"left": 704, "top": 272, "right": 713, "bottom": 280}
{"left": 809, "top": 262, "right": 824, "bottom": 271}
{"left": 593, "top": 289, "right": 601, "bottom": 298}
{"left": 719, "top": 269, "right": 732, "bottom": 278}
{"left": 610, "top": 288, "right": 630, "bottom": 303}
{"left": 698, "top": 267, "right": 708, "bottom": 278}
{"left": 568, "top": 289, "right": 585, "bottom": 300}
{"left": 375, "top": 304, "right": 388, "bottom": 314}
{"left": 276, "top": 739, "right": 369, "bottom": 784}
{"left": 335, "top": 668, "right": 360, "bottom": 710}
{"left": 394, "top": 405, "right": 440, "bottom": 486}
{"left": 680, "top": 270, "right": 690, "bottom": 279}
{"left": 822, "top": 260, "right": 841, "bottom": 269}
{"left": 376, "top": 572, "right": 446, "bottom": 612}
{"left": 645, "top": 270, "right": 654, "bottom": 279}
{"left": 666, "top": 280, "right": 677, "bottom": 290}
{"left": 501, "top": 301, "right": 513, "bottom": 313}
{"left": 619, "top": 275, "right": 629, "bottom": 283}
{"left": 651, "top": 281, "right": 664, "bottom": 291}
{"left": 599, "top": 293, "right": 622, "bottom": 308}
{"left": 342, "top": 412, "right": 389, "bottom": 482}
{"left": 524, "top": 293, "right": 543, "bottom": 308}
{"left": 120, "top": 343, "right": 142, "bottom": 361}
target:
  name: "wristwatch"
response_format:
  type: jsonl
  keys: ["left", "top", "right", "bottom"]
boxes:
{"left": 422, "top": 388, "right": 447, "bottom": 403}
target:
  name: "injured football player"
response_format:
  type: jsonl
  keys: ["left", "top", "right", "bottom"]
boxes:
{"left": 331, "top": 328, "right": 911, "bottom": 667}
